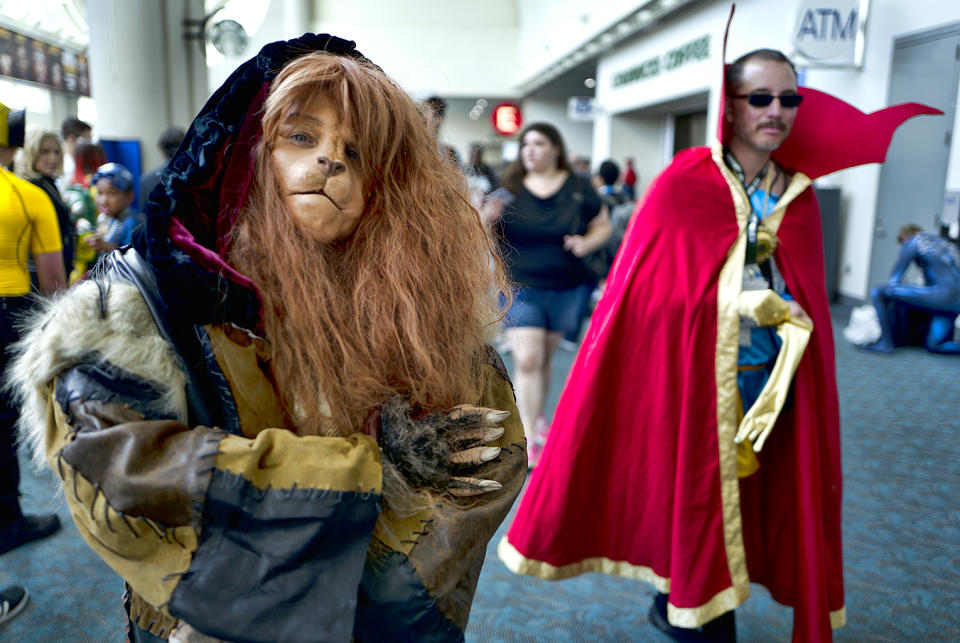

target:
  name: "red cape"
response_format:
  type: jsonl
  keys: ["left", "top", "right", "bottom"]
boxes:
{"left": 501, "top": 145, "right": 843, "bottom": 640}
{"left": 501, "top": 89, "right": 939, "bottom": 639}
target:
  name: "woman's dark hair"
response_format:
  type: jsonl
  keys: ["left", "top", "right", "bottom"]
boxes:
{"left": 501, "top": 122, "right": 571, "bottom": 194}
{"left": 726, "top": 48, "right": 797, "bottom": 94}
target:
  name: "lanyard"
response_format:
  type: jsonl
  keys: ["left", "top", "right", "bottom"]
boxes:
{"left": 745, "top": 169, "right": 773, "bottom": 265}
{"left": 724, "top": 150, "right": 774, "bottom": 265}
{"left": 724, "top": 149, "right": 768, "bottom": 197}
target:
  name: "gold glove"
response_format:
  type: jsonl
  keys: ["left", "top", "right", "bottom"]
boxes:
{"left": 734, "top": 315, "right": 813, "bottom": 452}
{"left": 738, "top": 289, "right": 790, "bottom": 327}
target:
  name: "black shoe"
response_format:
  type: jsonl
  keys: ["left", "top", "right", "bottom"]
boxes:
{"left": 648, "top": 593, "right": 736, "bottom": 642}
{"left": 0, "top": 514, "right": 61, "bottom": 555}
{"left": 0, "top": 585, "right": 28, "bottom": 625}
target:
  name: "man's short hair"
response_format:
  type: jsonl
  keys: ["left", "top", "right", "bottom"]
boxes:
{"left": 726, "top": 49, "right": 797, "bottom": 93}
{"left": 61, "top": 116, "right": 91, "bottom": 140}
{"left": 598, "top": 160, "right": 620, "bottom": 186}
{"left": 897, "top": 223, "right": 923, "bottom": 242}
{"left": 158, "top": 126, "right": 185, "bottom": 159}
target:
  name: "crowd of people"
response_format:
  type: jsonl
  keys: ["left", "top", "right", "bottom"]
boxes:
{"left": 0, "top": 25, "right": 948, "bottom": 643}
{"left": 0, "top": 109, "right": 186, "bottom": 626}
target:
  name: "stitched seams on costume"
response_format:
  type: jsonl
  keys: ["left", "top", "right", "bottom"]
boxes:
{"left": 10, "top": 33, "right": 525, "bottom": 643}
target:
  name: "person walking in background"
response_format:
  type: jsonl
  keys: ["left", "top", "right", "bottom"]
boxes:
{"left": 140, "top": 126, "right": 184, "bottom": 208}
{"left": 866, "top": 223, "right": 960, "bottom": 354}
{"left": 0, "top": 103, "right": 65, "bottom": 556}
{"left": 482, "top": 122, "right": 611, "bottom": 467}
{"left": 14, "top": 130, "right": 74, "bottom": 279}
{"left": 499, "top": 41, "right": 938, "bottom": 641}
{"left": 593, "top": 159, "right": 629, "bottom": 210}
{"left": 594, "top": 159, "right": 637, "bottom": 271}
{"left": 58, "top": 116, "right": 91, "bottom": 193}
{"left": 465, "top": 143, "right": 498, "bottom": 210}
{"left": 622, "top": 156, "right": 637, "bottom": 199}
{"left": 69, "top": 139, "right": 107, "bottom": 190}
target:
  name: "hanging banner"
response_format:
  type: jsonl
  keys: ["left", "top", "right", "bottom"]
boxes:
{"left": 0, "top": 26, "right": 90, "bottom": 96}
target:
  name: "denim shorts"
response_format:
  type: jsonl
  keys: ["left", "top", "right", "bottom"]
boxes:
{"left": 502, "top": 284, "right": 592, "bottom": 334}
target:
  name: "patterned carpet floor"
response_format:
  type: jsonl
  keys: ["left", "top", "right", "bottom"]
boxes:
{"left": 2, "top": 306, "right": 958, "bottom": 641}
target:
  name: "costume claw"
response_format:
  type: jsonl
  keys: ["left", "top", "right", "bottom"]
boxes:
{"left": 485, "top": 410, "right": 510, "bottom": 423}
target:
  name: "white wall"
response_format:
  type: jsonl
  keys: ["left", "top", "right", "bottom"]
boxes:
{"left": 520, "top": 97, "right": 595, "bottom": 160}
{"left": 88, "top": 0, "right": 206, "bottom": 172}
{"left": 515, "top": 0, "right": 644, "bottom": 85}
{"left": 439, "top": 97, "right": 518, "bottom": 165}
{"left": 590, "top": 0, "right": 960, "bottom": 300}
{"left": 610, "top": 112, "right": 667, "bottom": 194}
{"left": 312, "top": 0, "right": 519, "bottom": 98}
{"left": 948, "top": 86, "right": 960, "bottom": 192}
{"left": 800, "top": 2, "right": 960, "bottom": 298}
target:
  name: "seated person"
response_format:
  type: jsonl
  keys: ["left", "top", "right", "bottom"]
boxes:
{"left": 86, "top": 162, "right": 139, "bottom": 255}
{"left": 866, "top": 223, "right": 960, "bottom": 354}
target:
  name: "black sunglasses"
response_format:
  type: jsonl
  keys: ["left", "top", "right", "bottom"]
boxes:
{"left": 733, "top": 93, "right": 803, "bottom": 108}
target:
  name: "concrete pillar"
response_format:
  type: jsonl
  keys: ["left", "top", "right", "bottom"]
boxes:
{"left": 49, "top": 93, "right": 78, "bottom": 136}
{"left": 283, "top": 0, "right": 313, "bottom": 37}
{"left": 86, "top": 0, "right": 205, "bottom": 172}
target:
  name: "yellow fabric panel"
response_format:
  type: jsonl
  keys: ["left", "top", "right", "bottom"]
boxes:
{"left": 216, "top": 428, "right": 382, "bottom": 494}
{"left": 372, "top": 506, "right": 433, "bottom": 557}
{"left": 0, "top": 169, "right": 63, "bottom": 295}
{"left": 45, "top": 388, "right": 72, "bottom": 469}
{"left": 477, "top": 362, "right": 525, "bottom": 450}
{"left": 203, "top": 324, "right": 288, "bottom": 437}
{"left": 50, "top": 391, "right": 196, "bottom": 615}
{"left": 60, "top": 463, "right": 198, "bottom": 614}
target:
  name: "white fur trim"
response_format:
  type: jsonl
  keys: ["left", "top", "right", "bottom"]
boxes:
{"left": 9, "top": 280, "right": 188, "bottom": 469}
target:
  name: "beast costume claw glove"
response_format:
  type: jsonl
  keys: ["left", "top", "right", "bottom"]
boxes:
{"left": 379, "top": 396, "right": 507, "bottom": 496}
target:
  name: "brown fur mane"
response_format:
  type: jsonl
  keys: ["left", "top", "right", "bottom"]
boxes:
{"left": 228, "top": 52, "right": 508, "bottom": 436}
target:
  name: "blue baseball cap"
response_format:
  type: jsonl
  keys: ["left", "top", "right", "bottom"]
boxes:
{"left": 92, "top": 162, "right": 134, "bottom": 192}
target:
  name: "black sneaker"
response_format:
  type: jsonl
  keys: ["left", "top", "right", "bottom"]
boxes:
{"left": 648, "top": 593, "right": 736, "bottom": 642}
{"left": 0, "top": 514, "right": 62, "bottom": 555}
{"left": 0, "top": 585, "right": 28, "bottom": 625}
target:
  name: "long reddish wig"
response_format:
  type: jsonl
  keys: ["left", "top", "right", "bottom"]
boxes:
{"left": 229, "top": 52, "right": 508, "bottom": 436}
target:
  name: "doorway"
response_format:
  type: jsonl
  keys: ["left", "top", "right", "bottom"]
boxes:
{"left": 868, "top": 24, "right": 960, "bottom": 288}
{"left": 673, "top": 110, "right": 707, "bottom": 155}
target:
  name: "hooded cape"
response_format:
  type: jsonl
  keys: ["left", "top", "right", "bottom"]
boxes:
{"left": 11, "top": 34, "right": 526, "bottom": 642}
{"left": 499, "top": 34, "right": 940, "bottom": 643}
